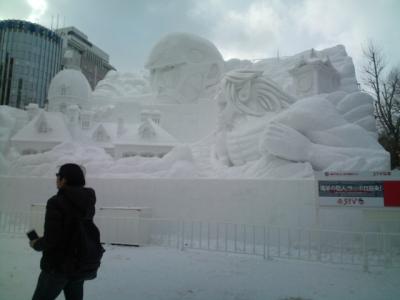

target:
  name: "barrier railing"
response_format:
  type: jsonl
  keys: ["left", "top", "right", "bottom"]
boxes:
{"left": 0, "top": 211, "right": 32, "bottom": 235}
{"left": 143, "top": 218, "right": 400, "bottom": 271}
{"left": 1, "top": 211, "right": 399, "bottom": 271}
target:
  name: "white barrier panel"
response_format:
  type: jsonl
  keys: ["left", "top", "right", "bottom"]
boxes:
{"left": 0, "top": 176, "right": 316, "bottom": 227}
{"left": 26, "top": 204, "right": 152, "bottom": 246}
{"left": 2, "top": 210, "right": 400, "bottom": 271}
{"left": 96, "top": 207, "right": 151, "bottom": 245}
{"left": 30, "top": 204, "right": 45, "bottom": 236}
{"left": 0, "top": 176, "right": 388, "bottom": 231}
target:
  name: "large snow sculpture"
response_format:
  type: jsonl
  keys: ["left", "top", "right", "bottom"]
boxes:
{"left": 92, "top": 70, "right": 151, "bottom": 100}
{"left": 214, "top": 69, "right": 390, "bottom": 175}
{"left": 289, "top": 50, "right": 341, "bottom": 98}
{"left": 48, "top": 53, "right": 92, "bottom": 112}
{"left": 145, "top": 33, "right": 224, "bottom": 104}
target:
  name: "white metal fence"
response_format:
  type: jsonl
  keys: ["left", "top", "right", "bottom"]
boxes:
{"left": 143, "top": 218, "right": 400, "bottom": 271}
{"left": 0, "top": 211, "right": 31, "bottom": 235}
{"left": 1, "top": 210, "right": 399, "bottom": 272}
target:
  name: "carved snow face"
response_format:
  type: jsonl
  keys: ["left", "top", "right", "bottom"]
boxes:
{"left": 145, "top": 33, "right": 224, "bottom": 103}
{"left": 150, "top": 63, "right": 215, "bottom": 103}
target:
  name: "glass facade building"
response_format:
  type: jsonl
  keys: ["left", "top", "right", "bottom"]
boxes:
{"left": 0, "top": 20, "right": 63, "bottom": 108}
{"left": 56, "top": 27, "right": 115, "bottom": 89}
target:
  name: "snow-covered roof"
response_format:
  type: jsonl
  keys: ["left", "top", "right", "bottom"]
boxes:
{"left": 11, "top": 111, "right": 71, "bottom": 143}
{"left": 0, "top": 105, "right": 27, "bottom": 125}
{"left": 70, "top": 119, "right": 178, "bottom": 148}
{"left": 90, "top": 123, "right": 114, "bottom": 148}
{"left": 48, "top": 69, "right": 91, "bottom": 100}
{"left": 115, "top": 119, "right": 178, "bottom": 146}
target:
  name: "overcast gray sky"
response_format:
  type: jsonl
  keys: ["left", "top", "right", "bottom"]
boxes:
{"left": 1, "top": 0, "right": 399, "bottom": 79}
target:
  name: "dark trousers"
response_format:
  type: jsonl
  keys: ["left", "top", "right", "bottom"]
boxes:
{"left": 32, "top": 271, "right": 84, "bottom": 300}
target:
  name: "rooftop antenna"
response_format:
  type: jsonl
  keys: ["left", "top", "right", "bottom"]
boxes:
{"left": 56, "top": 14, "right": 59, "bottom": 30}
{"left": 50, "top": 15, "right": 54, "bottom": 30}
{"left": 63, "top": 16, "right": 65, "bottom": 28}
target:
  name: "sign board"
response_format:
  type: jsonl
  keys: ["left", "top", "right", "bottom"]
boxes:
{"left": 316, "top": 171, "right": 400, "bottom": 208}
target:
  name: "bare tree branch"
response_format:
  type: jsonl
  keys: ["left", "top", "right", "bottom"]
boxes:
{"left": 363, "top": 41, "right": 400, "bottom": 168}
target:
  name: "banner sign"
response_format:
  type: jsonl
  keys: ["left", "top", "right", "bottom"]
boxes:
{"left": 316, "top": 171, "right": 400, "bottom": 208}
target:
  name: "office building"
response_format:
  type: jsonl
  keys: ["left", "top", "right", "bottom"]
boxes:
{"left": 0, "top": 19, "right": 63, "bottom": 108}
{"left": 56, "top": 27, "right": 115, "bottom": 89}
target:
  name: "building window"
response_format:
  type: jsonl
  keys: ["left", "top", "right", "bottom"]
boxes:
{"left": 22, "top": 149, "right": 38, "bottom": 155}
{"left": 81, "top": 119, "right": 90, "bottom": 129}
{"left": 60, "top": 85, "right": 67, "bottom": 95}
{"left": 59, "top": 103, "right": 67, "bottom": 113}
{"left": 122, "top": 152, "right": 137, "bottom": 158}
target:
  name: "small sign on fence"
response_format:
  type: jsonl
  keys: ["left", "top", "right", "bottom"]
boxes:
{"left": 316, "top": 171, "right": 400, "bottom": 208}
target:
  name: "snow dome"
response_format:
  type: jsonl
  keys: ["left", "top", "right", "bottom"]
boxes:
{"left": 47, "top": 68, "right": 91, "bottom": 112}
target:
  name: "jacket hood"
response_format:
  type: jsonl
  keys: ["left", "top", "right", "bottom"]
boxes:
{"left": 58, "top": 186, "right": 96, "bottom": 219}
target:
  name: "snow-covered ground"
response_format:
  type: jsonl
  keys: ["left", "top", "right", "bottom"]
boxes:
{"left": 1, "top": 235, "right": 399, "bottom": 300}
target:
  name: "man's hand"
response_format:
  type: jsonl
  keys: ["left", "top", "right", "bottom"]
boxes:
{"left": 29, "top": 239, "right": 39, "bottom": 248}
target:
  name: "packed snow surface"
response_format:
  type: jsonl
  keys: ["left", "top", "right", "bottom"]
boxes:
{"left": 1, "top": 235, "right": 399, "bottom": 300}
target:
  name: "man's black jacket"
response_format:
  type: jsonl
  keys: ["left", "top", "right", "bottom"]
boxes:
{"left": 33, "top": 186, "right": 96, "bottom": 273}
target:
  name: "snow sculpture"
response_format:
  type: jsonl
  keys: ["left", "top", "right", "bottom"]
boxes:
{"left": 92, "top": 71, "right": 151, "bottom": 100}
{"left": 138, "top": 119, "right": 156, "bottom": 139}
{"left": 253, "top": 45, "right": 359, "bottom": 96}
{"left": 80, "top": 111, "right": 93, "bottom": 130}
{"left": 0, "top": 107, "right": 18, "bottom": 153}
{"left": 289, "top": 49, "right": 340, "bottom": 98}
{"left": 35, "top": 112, "right": 51, "bottom": 134}
{"left": 145, "top": 33, "right": 224, "bottom": 103}
{"left": 92, "top": 124, "right": 111, "bottom": 143}
{"left": 47, "top": 69, "right": 91, "bottom": 112}
{"left": 140, "top": 109, "right": 161, "bottom": 125}
{"left": 92, "top": 70, "right": 122, "bottom": 98}
{"left": 335, "top": 92, "right": 377, "bottom": 134}
{"left": 66, "top": 105, "right": 80, "bottom": 124}
{"left": 214, "top": 69, "right": 390, "bottom": 175}
{"left": 26, "top": 103, "right": 40, "bottom": 121}
{"left": 214, "top": 70, "right": 295, "bottom": 167}
{"left": 117, "top": 118, "right": 125, "bottom": 136}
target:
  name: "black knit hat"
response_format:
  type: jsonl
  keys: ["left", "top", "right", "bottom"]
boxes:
{"left": 57, "top": 163, "right": 86, "bottom": 187}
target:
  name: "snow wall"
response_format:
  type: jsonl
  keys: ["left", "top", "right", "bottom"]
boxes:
{"left": 0, "top": 176, "right": 371, "bottom": 230}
